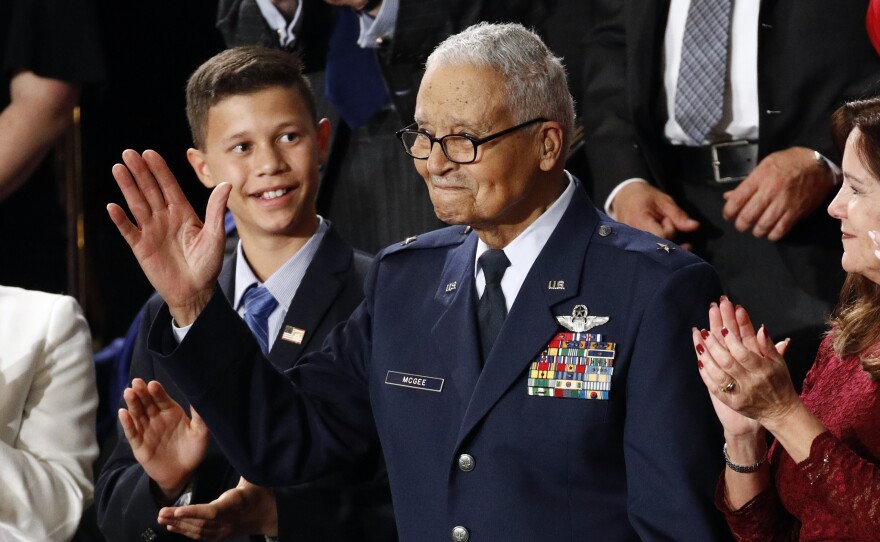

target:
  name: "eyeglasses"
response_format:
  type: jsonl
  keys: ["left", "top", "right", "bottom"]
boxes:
{"left": 395, "top": 118, "right": 548, "bottom": 164}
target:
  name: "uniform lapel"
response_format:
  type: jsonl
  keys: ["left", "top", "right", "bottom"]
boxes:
{"left": 456, "top": 185, "right": 601, "bottom": 447}
{"left": 431, "top": 232, "right": 482, "bottom": 405}
{"left": 268, "top": 229, "right": 350, "bottom": 369}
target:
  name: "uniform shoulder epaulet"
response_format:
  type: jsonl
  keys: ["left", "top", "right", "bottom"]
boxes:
{"left": 591, "top": 219, "right": 704, "bottom": 269}
{"left": 377, "top": 225, "right": 471, "bottom": 260}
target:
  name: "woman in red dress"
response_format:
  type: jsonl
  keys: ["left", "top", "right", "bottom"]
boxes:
{"left": 693, "top": 97, "right": 880, "bottom": 541}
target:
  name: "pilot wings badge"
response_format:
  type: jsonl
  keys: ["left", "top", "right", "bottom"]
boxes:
{"left": 556, "top": 304, "right": 609, "bottom": 332}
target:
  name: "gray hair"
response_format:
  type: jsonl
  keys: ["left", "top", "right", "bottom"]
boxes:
{"left": 426, "top": 22, "right": 575, "bottom": 153}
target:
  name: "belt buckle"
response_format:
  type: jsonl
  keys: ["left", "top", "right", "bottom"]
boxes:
{"left": 710, "top": 140, "right": 751, "bottom": 184}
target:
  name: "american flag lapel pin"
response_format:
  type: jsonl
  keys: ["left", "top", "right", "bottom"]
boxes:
{"left": 282, "top": 325, "right": 306, "bottom": 345}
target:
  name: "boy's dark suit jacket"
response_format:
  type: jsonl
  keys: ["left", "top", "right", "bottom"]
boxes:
{"left": 95, "top": 225, "right": 397, "bottom": 542}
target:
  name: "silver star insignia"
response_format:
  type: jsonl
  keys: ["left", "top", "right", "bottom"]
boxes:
{"left": 556, "top": 304, "right": 610, "bottom": 333}
{"left": 656, "top": 242, "right": 675, "bottom": 253}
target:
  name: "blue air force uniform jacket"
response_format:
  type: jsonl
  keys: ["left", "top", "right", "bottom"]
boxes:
{"left": 151, "top": 179, "right": 731, "bottom": 541}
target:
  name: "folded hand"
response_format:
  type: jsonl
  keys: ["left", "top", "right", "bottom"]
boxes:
{"left": 158, "top": 477, "right": 278, "bottom": 540}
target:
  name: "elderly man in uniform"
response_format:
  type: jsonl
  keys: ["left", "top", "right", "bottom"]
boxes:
{"left": 108, "top": 23, "right": 730, "bottom": 541}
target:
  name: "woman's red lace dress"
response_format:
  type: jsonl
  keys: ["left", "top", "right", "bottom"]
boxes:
{"left": 717, "top": 336, "right": 880, "bottom": 541}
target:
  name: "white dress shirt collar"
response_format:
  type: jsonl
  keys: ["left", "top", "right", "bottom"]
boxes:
{"left": 234, "top": 217, "right": 328, "bottom": 313}
{"left": 254, "top": 0, "right": 303, "bottom": 47}
{"left": 474, "top": 172, "right": 575, "bottom": 312}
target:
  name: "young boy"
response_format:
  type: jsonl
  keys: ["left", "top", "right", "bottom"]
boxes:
{"left": 95, "top": 46, "right": 395, "bottom": 542}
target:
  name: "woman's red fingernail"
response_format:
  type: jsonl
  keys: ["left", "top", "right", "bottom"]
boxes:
{"left": 696, "top": 344, "right": 705, "bottom": 355}
{"left": 700, "top": 329, "right": 709, "bottom": 339}
{"left": 698, "top": 359, "right": 704, "bottom": 369}
{"left": 721, "top": 327, "right": 729, "bottom": 337}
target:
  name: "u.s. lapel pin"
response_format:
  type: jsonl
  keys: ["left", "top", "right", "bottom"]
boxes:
{"left": 401, "top": 236, "right": 418, "bottom": 246}
{"left": 281, "top": 325, "right": 306, "bottom": 344}
{"left": 556, "top": 304, "right": 609, "bottom": 332}
{"left": 548, "top": 280, "right": 565, "bottom": 290}
{"left": 656, "top": 242, "right": 675, "bottom": 253}
{"left": 445, "top": 282, "right": 457, "bottom": 292}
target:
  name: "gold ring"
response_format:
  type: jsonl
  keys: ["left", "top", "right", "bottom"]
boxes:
{"left": 720, "top": 381, "right": 736, "bottom": 393}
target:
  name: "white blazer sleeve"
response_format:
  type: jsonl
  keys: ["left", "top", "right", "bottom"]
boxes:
{"left": 0, "top": 288, "right": 98, "bottom": 542}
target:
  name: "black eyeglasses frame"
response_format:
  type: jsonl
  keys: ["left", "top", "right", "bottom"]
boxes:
{"left": 395, "top": 117, "right": 548, "bottom": 164}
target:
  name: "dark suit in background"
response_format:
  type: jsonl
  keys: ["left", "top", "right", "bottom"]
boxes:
{"left": 150, "top": 181, "right": 731, "bottom": 540}
{"left": 215, "top": 0, "right": 555, "bottom": 253}
{"left": 95, "top": 225, "right": 396, "bottom": 542}
{"left": 582, "top": 0, "right": 880, "bottom": 388}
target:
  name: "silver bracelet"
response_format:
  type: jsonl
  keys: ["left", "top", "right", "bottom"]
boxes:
{"left": 723, "top": 442, "right": 768, "bottom": 473}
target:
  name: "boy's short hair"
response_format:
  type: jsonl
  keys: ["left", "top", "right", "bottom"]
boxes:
{"left": 185, "top": 46, "right": 318, "bottom": 149}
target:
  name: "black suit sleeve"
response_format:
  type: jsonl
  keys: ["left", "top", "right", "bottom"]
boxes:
{"left": 581, "top": 0, "right": 654, "bottom": 204}
{"left": 150, "top": 288, "right": 379, "bottom": 488}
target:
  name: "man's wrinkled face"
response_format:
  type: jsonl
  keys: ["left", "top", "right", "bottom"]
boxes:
{"left": 412, "top": 63, "right": 546, "bottom": 231}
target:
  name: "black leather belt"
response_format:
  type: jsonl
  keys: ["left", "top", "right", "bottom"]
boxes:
{"left": 667, "top": 140, "right": 758, "bottom": 185}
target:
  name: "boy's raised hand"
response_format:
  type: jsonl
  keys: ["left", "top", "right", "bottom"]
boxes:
{"left": 107, "top": 149, "right": 230, "bottom": 325}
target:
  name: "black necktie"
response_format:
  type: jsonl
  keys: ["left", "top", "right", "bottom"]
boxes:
{"left": 477, "top": 249, "right": 511, "bottom": 362}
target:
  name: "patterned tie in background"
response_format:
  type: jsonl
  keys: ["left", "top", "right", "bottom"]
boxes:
{"left": 324, "top": 7, "right": 389, "bottom": 130}
{"left": 242, "top": 284, "right": 278, "bottom": 355}
{"left": 477, "top": 249, "right": 511, "bottom": 362}
{"left": 675, "top": 0, "right": 733, "bottom": 144}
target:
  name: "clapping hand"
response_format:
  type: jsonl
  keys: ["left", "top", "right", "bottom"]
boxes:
{"left": 692, "top": 297, "right": 799, "bottom": 430}
{"left": 158, "top": 477, "right": 278, "bottom": 541}
{"left": 119, "top": 378, "right": 211, "bottom": 503}
{"left": 107, "top": 149, "right": 230, "bottom": 326}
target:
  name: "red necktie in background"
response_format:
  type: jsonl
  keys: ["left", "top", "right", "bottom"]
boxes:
{"left": 867, "top": 0, "right": 880, "bottom": 55}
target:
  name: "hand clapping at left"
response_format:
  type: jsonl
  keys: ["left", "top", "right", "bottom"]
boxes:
{"left": 119, "top": 379, "right": 211, "bottom": 503}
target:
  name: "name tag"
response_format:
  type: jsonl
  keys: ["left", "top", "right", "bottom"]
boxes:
{"left": 385, "top": 371, "right": 444, "bottom": 392}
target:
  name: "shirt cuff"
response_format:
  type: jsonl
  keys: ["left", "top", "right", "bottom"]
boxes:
{"left": 814, "top": 150, "right": 843, "bottom": 186}
{"left": 171, "top": 318, "right": 192, "bottom": 344}
{"left": 604, "top": 178, "right": 649, "bottom": 218}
